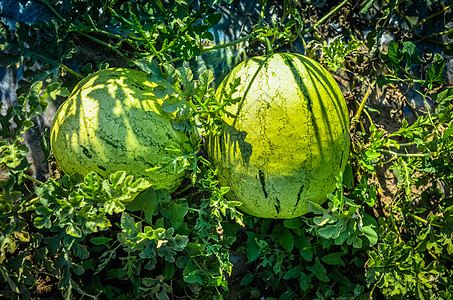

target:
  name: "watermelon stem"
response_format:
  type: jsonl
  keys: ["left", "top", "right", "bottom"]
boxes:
{"left": 351, "top": 80, "right": 376, "bottom": 131}
{"left": 380, "top": 149, "right": 433, "bottom": 158}
{"left": 409, "top": 4, "right": 452, "bottom": 33}
{"left": 77, "top": 32, "right": 128, "bottom": 62}
{"left": 22, "top": 173, "right": 45, "bottom": 186}
{"left": 264, "top": 37, "right": 274, "bottom": 55}
{"left": 302, "top": 0, "right": 350, "bottom": 35}
{"left": 37, "top": 0, "right": 65, "bottom": 23}
{"left": 200, "top": 29, "right": 265, "bottom": 53}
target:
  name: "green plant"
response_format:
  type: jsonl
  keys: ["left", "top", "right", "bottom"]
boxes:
{"left": 1, "top": 0, "right": 453, "bottom": 299}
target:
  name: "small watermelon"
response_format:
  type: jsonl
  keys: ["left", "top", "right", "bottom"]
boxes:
{"left": 207, "top": 53, "right": 350, "bottom": 219}
{"left": 50, "top": 68, "right": 188, "bottom": 191}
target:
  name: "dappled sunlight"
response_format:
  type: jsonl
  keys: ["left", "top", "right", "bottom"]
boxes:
{"left": 281, "top": 53, "right": 349, "bottom": 170}
{"left": 209, "top": 53, "right": 350, "bottom": 218}
{"left": 50, "top": 68, "right": 188, "bottom": 191}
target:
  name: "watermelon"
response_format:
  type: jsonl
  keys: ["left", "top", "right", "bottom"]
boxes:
{"left": 50, "top": 68, "right": 188, "bottom": 191}
{"left": 207, "top": 53, "right": 350, "bottom": 219}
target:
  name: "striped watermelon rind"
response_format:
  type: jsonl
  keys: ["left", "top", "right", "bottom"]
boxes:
{"left": 207, "top": 53, "right": 350, "bottom": 219}
{"left": 50, "top": 68, "right": 188, "bottom": 192}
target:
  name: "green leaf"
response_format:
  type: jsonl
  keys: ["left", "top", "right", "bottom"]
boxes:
{"left": 157, "top": 287, "right": 170, "bottom": 300}
{"left": 109, "top": 171, "right": 126, "bottom": 187}
{"left": 170, "top": 234, "right": 189, "bottom": 252}
{"left": 354, "top": 284, "right": 365, "bottom": 297}
{"left": 432, "top": 87, "right": 453, "bottom": 121}
{"left": 34, "top": 215, "right": 52, "bottom": 229}
{"left": 387, "top": 41, "right": 403, "bottom": 66}
{"left": 44, "top": 234, "right": 62, "bottom": 256}
{"left": 384, "top": 231, "right": 398, "bottom": 244}
{"left": 120, "top": 212, "right": 141, "bottom": 235}
{"left": 294, "top": 231, "right": 313, "bottom": 261}
{"left": 360, "top": 0, "right": 376, "bottom": 14}
{"left": 362, "top": 225, "right": 378, "bottom": 246}
{"left": 298, "top": 272, "right": 313, "bottom": 291}
{"left": 126, "top": 188, "right": 159, "bottom": 224}
{"left": 40, "top": 128, "right": 51, "bottom": 161}
{"left": 206, "top": 13, "right": 222, "bottom": 26}
{"left": 432, "top": 87, "right": 453, "bottom": 104}
{"left": 240, "top": 273, "right": 255, "bottom": 286}
{"left": 197, "top": 70, "right": 214, "bottom": 95}
{"left": 335, "top": 226, "right": 352, "bottom": 245}
{"left": 402, "top": 41, "right": 423, "bottom": 70}
{"left": 183, "top": 257, "right": 204, "bottom": 284}
{"left": 65, "top": 223, "right": 83, "bottom": 238}
{"left": 322, "top": 252, "right": 346, "bottom": 266}
{"left": 245, "top": 232, "right": 261, "bottom": 262}
{"left": 317, "top": 224, "right": 339, "bottom": 239}
{"left": 72, "top": 262, "right": 85, "bottom": 276}
{"left": 200, "top": 31, "right": 214, "bottom": 40}
{"left": 160, "top": 202, "right": 189, "bottom": 231}
{"left": 306, "top": 201, "right": 328, "bottom": 214}
{"left": 423, "top": 53, "right": 447, "bottom": 89}
{"left": 366, "top": 185, "right": 377, "bottom": 207}
{"left": 103, "top": 198, "right": 126, "bottom": 215}
{"left": 105, "top": 267, "right": 127, "bottom": 281}
{"left": 343, "top": 165, "right": 354, "bottom": 189}
{"left": 306, "top": 257, "right": 329, "bottom": 282}
{"left": 176, "top": 67, "right": 194, "bottom": 98}
{"left": 72, "top": 243, "right": 89, "bottom": 259}
{"left": 0, "top": 264, "right": 20, "bottom": 294}
{"left": 364, "top": 150, "right": 381, "bottom": 161}
{"left": 89, "top": 237, "right": 113, "bottom": 247}
{"left": 273, "top": 224, "right": 294, "bottom": 251}
{"left": 184, "top": 271, "right": 203, "bottom": 284}
{"left": 283, "top": 218, "right": 304, "bottom": 229}
{"left": 348, "top": 233, "right": 363, "bottom": 248}
{"left": 283, "top": 265, "right": 303, "bottom": 280}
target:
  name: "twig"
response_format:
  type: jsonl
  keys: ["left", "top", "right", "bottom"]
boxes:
{"left": 22, "top": 173, "right": 45, "bottom": 186}
{"left": 76, "top": 32, "right": 127, "bottom": 60}
{"left": 264, "top": 37, "right": 274, "bottom": 55}
{"left": 387, "top": 141, "right": 417, "bottom": 148}
{"left": 350, "top": 81, "right": 376, "bottom": 131}
{"left": 167, "top": 28, "right": 265, "bottom": 64}
{"left": 407, "top": 213, "right": 445, "bottom": 229}
{"left": 369, "top": 274, "right": 384, "bottom": 300}
{"left": 201, "top": 29, "right": 263, "bottom": 53}
{"left": 414, "top": 28, "right": 453, "bottom": 44}
{"left": 409, "top": 5, "right": 453, "bottom": 33}
{"left": 302, "top": 0, "right": 349, "bottom": 34}
{"left": 413, "top": 32, "right": 453, "bottom": 46}
{"left": 37, "top": 0, "right": 65, "bottom": 23}
{"left": 380, "top": 149, "right": 433, "bottom": 157}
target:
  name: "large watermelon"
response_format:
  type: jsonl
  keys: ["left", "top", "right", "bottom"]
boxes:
{"left": 50, "top": 68, "right": 188, "bottom": 191}
{"left": 207, "top": 53, "right": 350, "bottom": 219}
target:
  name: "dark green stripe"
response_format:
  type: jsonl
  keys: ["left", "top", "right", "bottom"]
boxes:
{"left": 81, "top": 146, "right": 92, "bottom": 159}
{"left": 290, "top": 53, "right": 349, "bottom": 130}
{"left": 259, "top": 169, "right": 268, "bottom": 198}
{"left": 295, "top": 184, "right": 304, "bottom": 207}
{"left": 275, "top": 197, "right": 281, "bottom": 215}
{"left": 283, "top": 53, "right": 324, "bottom": 157}
{"left": 281, "top": 53, "right": 313, "bottom": 113}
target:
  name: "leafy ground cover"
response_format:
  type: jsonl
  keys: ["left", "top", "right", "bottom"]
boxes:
{"left": 0, "top": 0, "right": 452, "bottom": 299}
